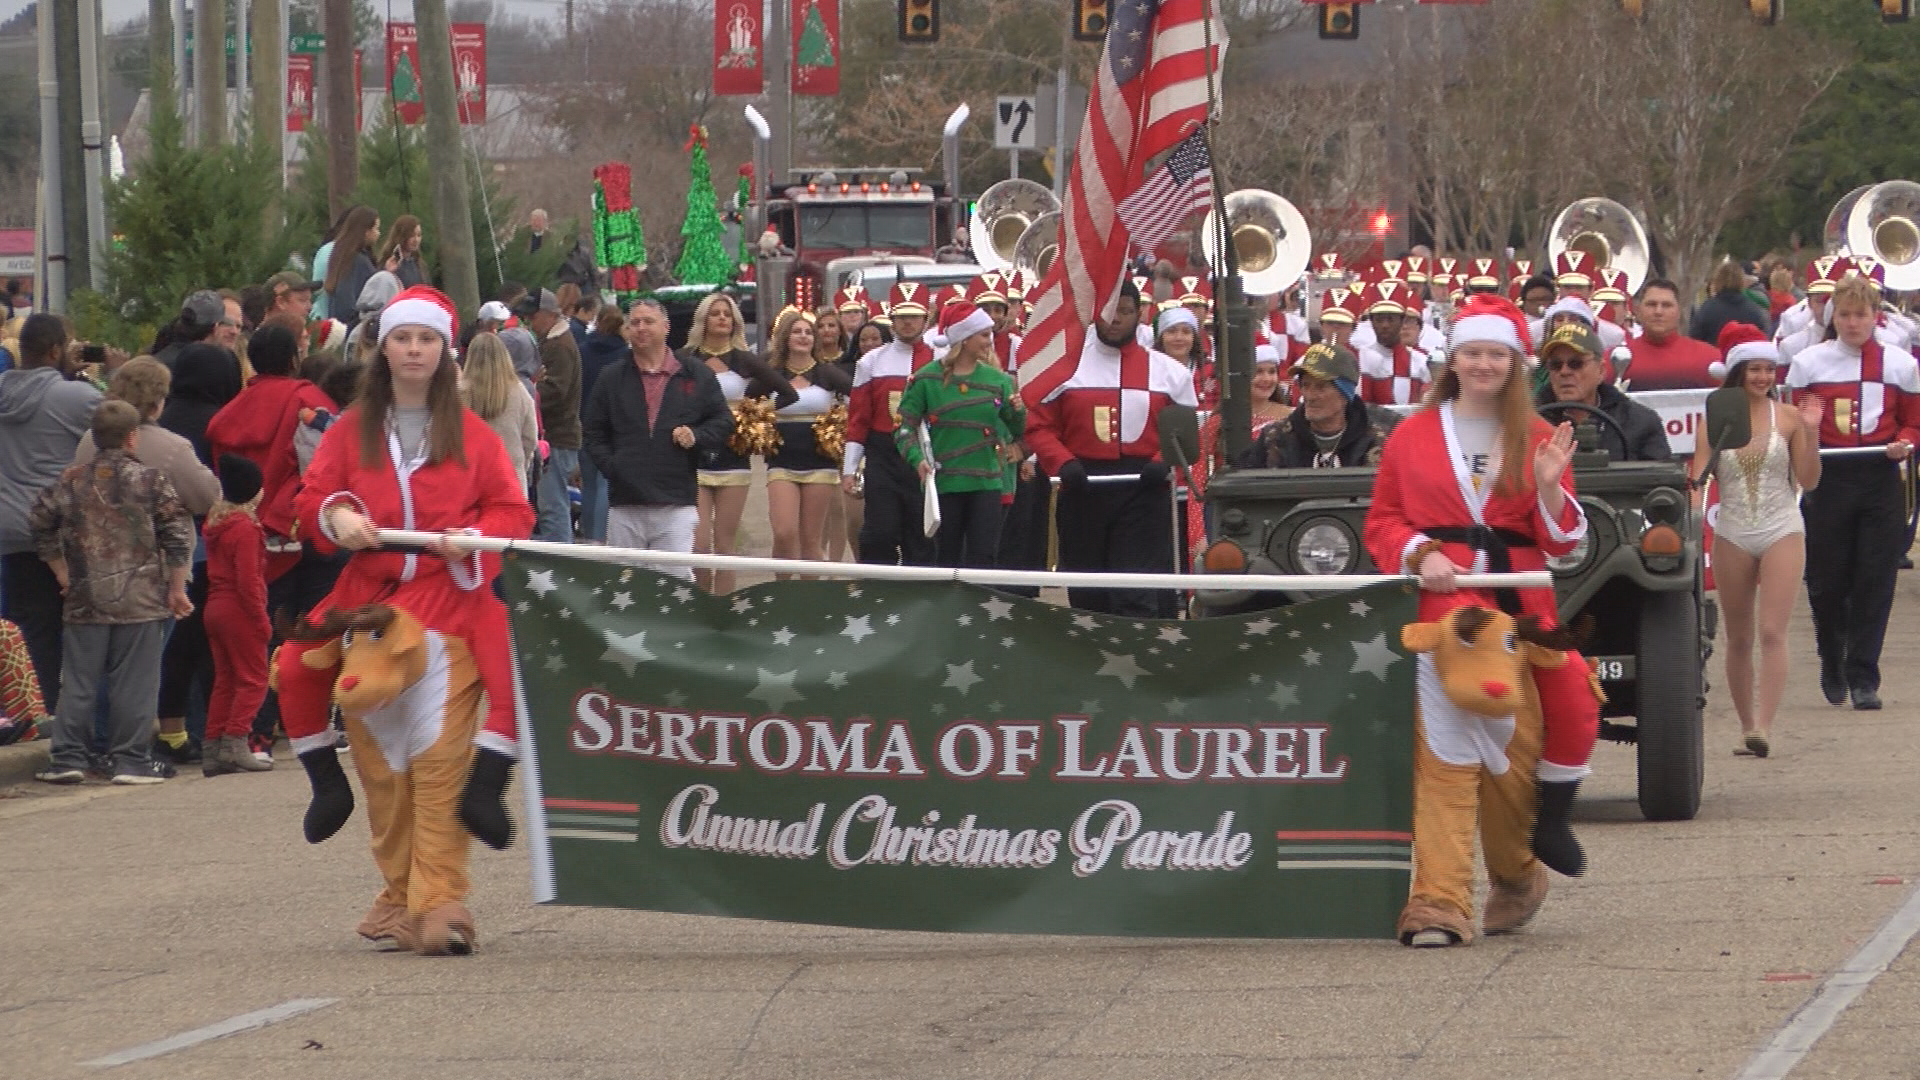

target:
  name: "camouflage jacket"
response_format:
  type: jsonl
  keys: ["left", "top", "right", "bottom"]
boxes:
{"left": 29, "top": 449, "right": 195, "bottom": 624}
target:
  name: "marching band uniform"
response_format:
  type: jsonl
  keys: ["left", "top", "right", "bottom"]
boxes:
{"left": 1024, "top": 303, "right": 1198, "bottom": 616}
{"left": 1355, "top": 280, "right": 1431, "bottom": 406}
{"left": 1315, "top": 285, "right": 1364, "bottom": 351}
{"left": 844, "top": 282, "right": 938, "bottom": 566}
{"left": 1589, "top": 268, "right": 1631, "bottom": 355}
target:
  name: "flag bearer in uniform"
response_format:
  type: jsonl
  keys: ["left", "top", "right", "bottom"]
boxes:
{"left": 843, "top": 282, "right": 937, "bottom": 566}
{"left": 1784, "top": 274, "right": 1920, "bottom": 711}
{"left": 1024, "top": 280, "right": 1198, "bottom": 616}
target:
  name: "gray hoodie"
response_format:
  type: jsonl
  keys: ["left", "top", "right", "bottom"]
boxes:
{"left": 0, "top": 367, "right": 101, "bottom": 553}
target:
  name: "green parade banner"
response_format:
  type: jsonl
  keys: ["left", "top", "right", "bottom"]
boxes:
{"left": 505, "top": 554, "right": 1419, "bottom": 939}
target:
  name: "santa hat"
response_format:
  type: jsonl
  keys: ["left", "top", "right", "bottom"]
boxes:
{"left": 1710, "top": 321, "right": 1776, "bottom": 380}
{"left": 380, "top": 286, "right": 458, "bottom": 346}
{"left": 937, "top": 300, "right": 994, "bottom": 348}
{"left": 1449, "top": 294, "right": 1532, "bottom": 355}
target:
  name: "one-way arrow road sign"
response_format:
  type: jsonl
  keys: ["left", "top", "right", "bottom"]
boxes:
{"left": 996, "top": 96, "right": 1038, "bottom": 150}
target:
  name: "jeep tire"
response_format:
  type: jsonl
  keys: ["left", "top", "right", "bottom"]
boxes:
{"left": 1634, "top": 589, "right": 1704, "bottom": 821}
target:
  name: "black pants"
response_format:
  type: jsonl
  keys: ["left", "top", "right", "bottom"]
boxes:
{"left": 1056, "top": 462, "right": 1174, "bottom": 617}
{"left": 1803, "top": 457, "right": 1905, "bottom": 692}
{"left": 3, "top": 552, "right": 66, "bottom": 714}
{"left": 156, "top": 563, "right": 210, "bottom": 720}
{"left": 995, "top": 472, "right": 1051, "bottom": 597}
{"left": 858, "top": 438, "right": 935, "bottom": 566}
{"left": 936, "top": 490, "right": 1005, "bottom": 569}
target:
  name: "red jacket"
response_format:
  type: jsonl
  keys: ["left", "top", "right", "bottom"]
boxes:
{"left": 206, "top": 375, "right": 336, "bottom": 540}
{"left": 204, "top": 511, "right": 269, "bottom": 630}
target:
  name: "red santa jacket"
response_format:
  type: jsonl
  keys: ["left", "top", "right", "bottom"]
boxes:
{"left": 1023, "top": 335, "right": 1199, "bottom": 473}
{"left": 1357, "top": 341, "right": 1430, "bottom": 406}
{"left": 1784, "top": 337, "right": 1920, "bottom": 448}
{"left": 291, "top": 408, "right": 534, "bottom": 754}
{"left": 844, "top": 338, "right": 934, "bottom": 472}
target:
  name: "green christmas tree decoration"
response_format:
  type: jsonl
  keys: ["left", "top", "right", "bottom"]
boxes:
{"left": 796, "top": 2, "right": 836, "bottom": 68}
{"left": 675, "top": 126, "right": 734, "bottom": 287}
{"left": 392, "top": 52, "right": 422, "bottom": 105}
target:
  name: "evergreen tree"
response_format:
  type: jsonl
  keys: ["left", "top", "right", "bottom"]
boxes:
{"left": 796, "top": 2, "right": 836, "bottom": 68}
{"left": 674, "top": 127, "right": 733, "bottom": 286}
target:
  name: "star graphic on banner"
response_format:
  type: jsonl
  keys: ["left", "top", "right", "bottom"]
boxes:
{"left": 666, "top": 689, "right": 688, "bottom": 707}
{"left": 842, "top": 615, "right": 874, "bottom": 644}
{"left": 1288, "top": 629, "right": 1302, "bottom": 639}
{"left": 748, "top": 618, "right": 759, "bottom": 627}
{"left": 1349, "top": 599, "right": 1371, "bottom": 617}
{"left": 515, "top": 601, "right": 531, "bottom": 614}
{"left": 1350, "top": 634, "right": 1401, "bottom": 681}
{"left": 1072, "top": 614, "right": 1101, "bottom": 631}
{"left": 544, "top": 654, "right": 566, "bottom": 674}
{"left": 1001, "top": 636, "right": 1016, "bottom": 648}
{"left": 1158, "top": 626, "right": 1187, "bottom": 645}
{"left": 526, "top": 569, "right": 558, "bottom": 597}
{"left": 591, "top": 587, "right": 602, "bottom": 596}
{"left": 886, "top": 614, "right": 901, "bottom": 625}
{"left": 609, "top": 591, "right": 633, "bottom": 611}
{"left": 1245, "top": 617, "right": 1276, "bottom": 636}
{"left": 748, "top": 669, "right": 803, "bottom": 713}
{"left": 944, "top": 661, "right": 982, "bottom": 695}
{"left": 672, "top": 586, "right": 695, "bottom": 604}
{"left": 1096, "top": 651, "right": 1148, "bottom": 689}
{"left": 1302, "top": 648, "right": 1322, "bottom": 666}
{"left": 847, "top": 586, "right": 863, "bottom": 598}
{"left": 1269, "top": 682, "right": 1298, "bottom": 709}
{"left": 658, "top": 606, "right": 671, "bottom": 615}
{"left": 600, "top": 629, "right": 657, "bottom": 676}
{"left": 987, "top": 700, "right": 1004, "bottom": 714}
{"left": 1323, "top": 622, "right": 1333, "bottom": 630}
{"left": 1165, "top": 698, "right": 1188, "bottom": 717}
{"left": 815, "top": 647, "right": 826, "bottom": 655}
{"left": 1238, "top": 642, "right": 1252, "bottom": 651}
{"left": 1080, "top": 700, "right": 1102, "bottom": 715}
{"left": 1147, "top": 647, "right": 1161, "bottom": 655}
{"left": 957, "top": 614, "right": 973, "bottom": 627}
{"left": 1247, "top": 672, "right": 1263, "bottom": 686}
{"left": 930, "top": 703, "right": 947, "bottom": 717}
{"left": 981, "top": 598, "right": 1015, "bottom": 622}
{"left": 772, "top": 628, "right": 795, "bottom": 646}
{"left": 731, "top": 597, "right": 754, "bottom": 614}
{"left": 1108, "top": 636, "right": 1124, "bottom": 645}
{"left": 1370, "top": 719, "right": 1391, "bottom": 736}
{"left": 825, "top": 671, "right": 848, "bottom": 689}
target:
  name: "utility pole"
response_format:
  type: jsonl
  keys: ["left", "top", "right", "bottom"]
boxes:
{"left": 768, "top": 0, "right": 791, "bottom": 185}
{"left": 36, "top": 0, "right": 66, "bottom": 312}
{"left": 322, "top": 0, "right": 358, "bottom": 219}
{"left": 150, "top": 0, "right": 174, "bottom": 91}
{"left": 194, "top": 0, "right": 226, "bottom": 145}
{"left": 413, "top": 0, "right": 479, "bottom": 315}
{"left": 249, "top": 0, "right": 285, "bottom": 227}
{"left": 1053, "top": 5, "right": 1072, "bottom": 202}
{"left": 172, "top": 0, "right": 188, "bottom": 120}
{"left": 55, "top": 0, "right": 87, "bottom": 288}
{"left": 78, "top": 0, "right": 108, "bottom": 291}
{"left": 235, "top": 0, "right": 248, "bottom": 104}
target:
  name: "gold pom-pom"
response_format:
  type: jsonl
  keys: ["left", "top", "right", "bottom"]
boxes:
{"left": 813, "top": 401, "right": 848, "bottom": 464}
{"left": 729, "top": 397, "right": 783, "bottom": 457}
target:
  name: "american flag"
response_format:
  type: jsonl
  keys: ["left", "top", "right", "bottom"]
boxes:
{"left": 1014, "top": 0, "right": 1227, "bottom": 403}
{"left": 1116, "top": 129, "right": 1214, "bottom": 249}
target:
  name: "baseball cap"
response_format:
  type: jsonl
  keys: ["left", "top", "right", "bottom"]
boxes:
{"left": 1293, "top": 342, "right": 1360, "bottom": 387}
{"left": 265, "top": 270, "right": 323, "bottom": 295}
{"left": 477, "top": 301, "right": 513, "bottom": 323}
{"left": 181, "top": 289, "right": 226, "bottom": 328}
{"left": 511, "top": 288, "right": 560, "bottom": 318}
{"left": 1541, "top": 324, "right": 1602, "bottom": 360}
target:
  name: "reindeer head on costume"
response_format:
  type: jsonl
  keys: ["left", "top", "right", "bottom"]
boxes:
{"left": 1400, "top": 607, "right": 1589, "bottom": 717}
{"left": 290, "top": 605, "right": 432, "bottom": 717}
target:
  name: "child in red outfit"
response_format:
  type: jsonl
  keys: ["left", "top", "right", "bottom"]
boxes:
{"left": 202, "top": 455, "right": 274, "bottom": 776}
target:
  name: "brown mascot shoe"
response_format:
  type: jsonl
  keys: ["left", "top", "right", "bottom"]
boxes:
{"left": 1397, "top": 900, "right": 1475, "bottom": 948}
{"left": 356, "top": 902, "right": 414, "bottom": 952}
{"left": 416, "top": 903, "right": 476, "bottom": 957}
{"left": 1482, "top": 865, "right": 1550, "bottom": 936}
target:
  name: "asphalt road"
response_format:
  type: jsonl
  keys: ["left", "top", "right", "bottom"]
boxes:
{"left": 4, "top": 487, "right": 1919, "bottom": 1080}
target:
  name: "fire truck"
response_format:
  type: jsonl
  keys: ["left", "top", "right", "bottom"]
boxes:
{"left": 741, "top": 104, "right": 982, "bottom": 341}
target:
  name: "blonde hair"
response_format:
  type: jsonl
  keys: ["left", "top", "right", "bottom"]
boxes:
{"left": 109, "top": 356, "right": 172, "bottom": 418}
{"left": 1424, "top": 342, "right": 1539, "bottom": 497}
{"left": 689, "top": 293, "right": 749, "bottom": 354}
{"left": 461, "top": 332, "right": 518, "bottom": 421}
{"left": 1832, "top": 274, "right": 1880, "bottom": 317}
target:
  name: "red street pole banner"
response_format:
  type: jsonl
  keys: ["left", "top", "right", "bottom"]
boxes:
{"left": 792, "top": 0, "right": 839, "bottom": 96}
{"left": 506, "top": 558, "right": 1417, "bottom": 939}
{"left": 385, "top": 22, "right": 424, "bottom": 125}
{"left": 451, "top": 23, "right": 487, "bottom": 125}
{"left": 287, "top": 53, "right": 314, "bottom": 132}
{"left": 714, "top": 0, "right": 764, "bottom": 96}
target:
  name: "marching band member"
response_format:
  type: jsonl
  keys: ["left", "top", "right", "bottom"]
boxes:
{"left": 1364, "top": 293, "right": 1600, "bottom": 880}
{"left": 1024, "top": 280, "right": 1197, "bottom": 616}
{"left": 1784, "top": 274, "right": 1920, "bottom": 711}
{"left": 1356, "top": 280, "right": 1431, "bottom": 406}
{"left": 1589, "top": 268, "right": 1632, "bottom": 352}
{"left": 843, "top": 282, "right": 938, "bottom": 566}
{"left": 898, "top": 302, "right": 1025, "bottom": 568}
{"left": 1316, "top": 285, "right": 1364, "bottom": 350}
{"left": 1155, "top": 306, "right": 1212, "bottom": 409}
{"left": 968, "top": 273, "right": 1020, "bottom": 370}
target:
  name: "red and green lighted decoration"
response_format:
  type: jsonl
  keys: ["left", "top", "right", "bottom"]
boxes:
{"left": 592, "top": 163, "right": 646, "bottom": 302}
{"left": 675, "top": 125, "right": 735, "bottom": 287}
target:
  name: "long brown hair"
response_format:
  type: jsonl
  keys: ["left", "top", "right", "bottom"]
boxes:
{"left": 355, "top": 325, "right": 466, "bottom": 467}
{"left": 1424, "top": 343, "right": 1537, "bottom": 497}
{"left": 325, "top": 206, "right": 380, "bottom": 293}
{"left": 377, "top": 214, "right": 420, "bottom": 267}
{"left": 766, "top": 308, "right": 816, "bottom": 374}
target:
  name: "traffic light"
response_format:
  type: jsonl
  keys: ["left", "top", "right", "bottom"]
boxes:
{"left": 1318, "top": 3, "right": 1359, "bottom": 40}
{"left": 1884, "top": 0, "right": 1912, "bottom": 24}
{"left": 898, "top": 0, "right": 939, "bottom": 42}
{"left": 1747, "top": 0, "right": 1781, "bottom": 23}
{"left": 1074, "top": 0, "right": 1110, "bottom": 42}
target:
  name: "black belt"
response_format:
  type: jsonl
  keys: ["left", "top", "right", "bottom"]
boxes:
{"left": 1426, "top": 525, "right": 1535, "bottom": 615}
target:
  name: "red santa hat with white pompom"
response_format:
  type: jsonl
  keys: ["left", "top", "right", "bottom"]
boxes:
{"left": 1711, "top": 321, "right": 1777, "bottom": 381}
{"left": 1447, "top": 293, "right": 1534, "bottom": 356}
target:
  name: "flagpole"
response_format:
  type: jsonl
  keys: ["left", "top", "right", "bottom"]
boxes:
{"left": 1199, "top": 0, "right": 1252, "bottom": 464}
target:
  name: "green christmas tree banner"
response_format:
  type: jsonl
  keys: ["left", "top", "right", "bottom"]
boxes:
{"left": 791, "top": 0, "right": 840, "bottom": 96}
{"left": 506, "top": 554, "right": 1420, "bottom": 939}
{"left": 385, "top": 22, "right": 424, "bottom": 125}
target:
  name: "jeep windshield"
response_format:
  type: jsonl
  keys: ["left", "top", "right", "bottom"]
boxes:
{"left": 800, "top": 205, "right": 933, "bottom": 251}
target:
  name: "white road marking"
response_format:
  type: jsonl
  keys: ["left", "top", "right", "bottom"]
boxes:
{"left": 82, "top": 998, "right": 338, "bottom": 1068}
{"left": 1734, "top": 879, "right": 1920, "bottom": 1080}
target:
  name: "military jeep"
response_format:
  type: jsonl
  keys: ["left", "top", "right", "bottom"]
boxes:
{"left": 1196, "top": 419, "right": 1710, "bottom": 822}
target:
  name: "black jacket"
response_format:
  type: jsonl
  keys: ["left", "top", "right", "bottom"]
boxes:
{"left": 1690, "top": 287, "right": 1772, "bottom": 346}
{"left": 577, "top": 330, "right": 631, "bottom": 423}
{"left": 158, "top": 343, "right": 243, "bottom": 465}
{"left": 1534, "top": 381, "right": 1672, "bottom": 462}
{"left": 583, "top": 352, "right": 734, "bottom": 508}
{"left": 1235, "top": 397, "right": 1392, "bottom": 469}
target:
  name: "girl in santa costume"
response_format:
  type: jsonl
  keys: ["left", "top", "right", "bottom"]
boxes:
{"left": 1364, "top": 293, "right": 1602, "bottom": 889}
{"left": 275, "top": 286, "right": 534, "bottom": 953}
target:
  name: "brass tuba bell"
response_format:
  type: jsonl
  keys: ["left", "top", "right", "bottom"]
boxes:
{"left": 1831, "top": 180, "right": 1920, "bottom": 291}
{"left": 969, "top": 179, "right": 1060, "bottom": 275}
{"left": 1547, "top": 197, "right": 1650, "bottom": 297}
{"left": 1199, "top": 189, "right": 1312, "bottom": 298}
{"left": 1012, "top": 211, "right": 1062, "bottom": 281}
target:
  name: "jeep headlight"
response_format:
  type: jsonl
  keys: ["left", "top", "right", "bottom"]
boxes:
{"left": 1292, "top": 519, "right": 1355, "bottom": 575}
{"left": 1547, "top": 531, "right": 1593, "bottom": 575}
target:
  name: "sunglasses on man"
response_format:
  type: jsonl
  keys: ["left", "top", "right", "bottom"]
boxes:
{"left": 1545, "top": 355, "right": 1589, "bottom": 373}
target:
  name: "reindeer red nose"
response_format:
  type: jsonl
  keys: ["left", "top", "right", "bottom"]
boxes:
{"left": 338, "top": 675, "right": 361, "bottom": 693}
{"left": 1482, "top": 680, "right": 1511, "bottom": 699}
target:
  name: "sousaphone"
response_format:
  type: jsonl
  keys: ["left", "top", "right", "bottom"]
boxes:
{"left": 1547, "top": 197, "right": 1650, "bottom": 296}
{"left": 1012, "top": 211, "right": 1062, "bottom": 280}
{"left": 1199, "top": 189, "right": 1312, "bottom": 298}
{"left": 969, "top": 178, "right": 1060, "bottom": 275}
{"left": 1832, "top": 180, "right": 1920, "bottom": 291}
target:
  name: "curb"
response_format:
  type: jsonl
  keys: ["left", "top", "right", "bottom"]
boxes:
{"left": 0, "top": 740, "right": 49, "bottom": 788}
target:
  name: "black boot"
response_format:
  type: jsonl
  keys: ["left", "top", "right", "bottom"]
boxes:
{"left": 298, "top": 746, "right": 355, "bottom": 843}
{"left": 1531, "top": 779, "right": 1587, "bottom": 878}
{"left": 459, "top": 747, "right": 516, "bottom": 850}
{"left": 1820, "top": 657, "right": 1849, "bottom": 706}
